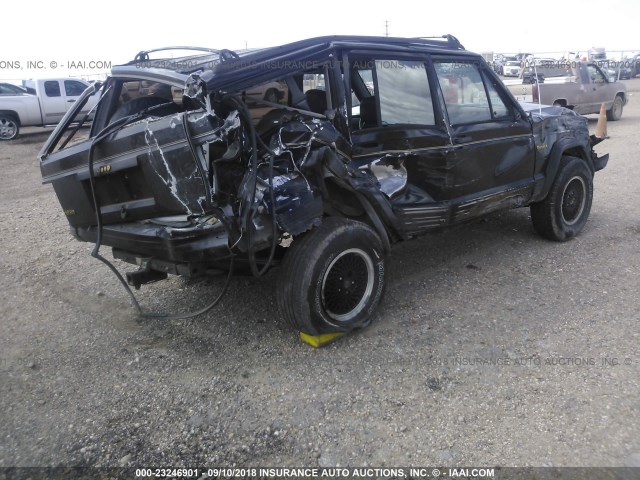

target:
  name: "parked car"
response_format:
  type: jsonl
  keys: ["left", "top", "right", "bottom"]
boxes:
{"left": 519, "top": 58, "right": 560, "bottom": 84}
{"left": 506, "top": 61, "right": 628, "bottom": 120}
{"left": 0, "top": 82, "right": 30, "bottom": 96}
{"left": 628, "top": 53, "right": 640, "bottom": 78}
{"left": 0, "top": 77, "right": 98, "bottom": 140}
{"left": 615, "top": 66, "right": 633, "bottom": 80}
{"left": 491, "top": 54, "right": 505, "bottom": 75}
{"left": 502, "top": 59, "right": 522, "bottom": 77}
{"left": 39, "top": 36, "right": 609, "bottom": 342}
{"left": 602, "top": 60, "right": 633, "bottom": 80}
{"left": 609, "top": 58, "right": 638, "bottom": 80}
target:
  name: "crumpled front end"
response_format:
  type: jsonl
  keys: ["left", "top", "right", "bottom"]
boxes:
{"left": 520, "top": 101, "right": 609, "bottom": 203}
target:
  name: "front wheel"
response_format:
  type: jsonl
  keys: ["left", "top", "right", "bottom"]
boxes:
{"left": 606, "top": 95, "right": 623, "bottom": 121}
{"left": 277, "top": 217, "right": 386, "bottom": 335}
{"left": 530, "top": 156, "right": 593, "bottom": 241}
{"left": 0, "top": 115, "right": 19, "bottom": 141}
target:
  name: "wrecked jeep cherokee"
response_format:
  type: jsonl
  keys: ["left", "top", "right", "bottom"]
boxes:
{"left": 39, "top": 36, "right": 609, "bottom": 340}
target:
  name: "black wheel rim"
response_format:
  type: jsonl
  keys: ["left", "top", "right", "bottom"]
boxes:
{"left": 561, "top": 176, "right": 586, "bottom": 226}
{"left": 322, "top": 248, "right": 374, "bottom": 323}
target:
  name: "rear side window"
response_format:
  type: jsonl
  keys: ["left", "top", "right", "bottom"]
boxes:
{"left": 236, "top": 68, "right": 328, "bottom": 123}
{"left": 44, "top": 81, "right": 61, "bottom": 97}
{"left": 350, "top": 58, "right": 435, "bottom": 128}
{"left": 106, "top": 80, "right": 183, "bottom": 125}
{"left": 376, "top": 60, "right": 435, "bottom": 125}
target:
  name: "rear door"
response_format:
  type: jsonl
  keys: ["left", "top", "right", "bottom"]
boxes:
{"left": 346, "top": 53, "right": 452, "bottom": 234}
{"left": 40, "top": 77, "right": 214, "bottom": 229}
{"left": 38, "top": 79, "right": 95, "bottom": 125}
{"left": 39, "top": 80, "right": 68, "bottom": 124}
{"left": 63, "top": 79, "right": 95, "bottom": 115}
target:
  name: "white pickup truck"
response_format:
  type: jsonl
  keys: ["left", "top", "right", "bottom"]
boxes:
{"left": 0, "top": 78, "right": 98, "bottom": 140}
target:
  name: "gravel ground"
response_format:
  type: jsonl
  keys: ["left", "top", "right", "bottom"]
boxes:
{"left": 1, "top": 80, "right": 639, "bottom": 471}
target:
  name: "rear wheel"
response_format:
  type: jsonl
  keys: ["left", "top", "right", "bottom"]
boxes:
{"left": 606, "top": 95, "right": 623, "bottom": 121}
{"left": 530, "top": 156, "right": 593, "bottom": 241}
{"left": 0, "top": 115, "right": 19, "bottom": 141}
{"left": 277, "top": 217, "right": 386, "bottom": 335}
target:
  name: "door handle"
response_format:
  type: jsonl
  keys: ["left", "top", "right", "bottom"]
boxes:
{"left": 67, "top": 99, "right": 76, "bottom": 103}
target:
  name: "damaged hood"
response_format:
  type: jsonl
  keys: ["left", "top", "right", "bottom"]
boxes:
{"left": 519, "top": 102, "right": 578, "bottom": 119}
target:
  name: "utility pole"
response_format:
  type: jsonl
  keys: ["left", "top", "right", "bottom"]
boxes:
{"left": 385, "top": 20, "right": 389, "bottom": 37}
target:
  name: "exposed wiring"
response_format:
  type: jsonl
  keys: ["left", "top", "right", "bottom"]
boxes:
{"left": 85, "top": 87, "right": 288, "bottom": 318}
{"left": 221, "top": 94, "right": 279, "bottom": 277}
{"left": 86, "top": 104, "right": 235, "bottom": 320}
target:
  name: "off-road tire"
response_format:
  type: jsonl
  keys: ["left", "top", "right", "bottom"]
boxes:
{"left": 277, "top": 217, "right": 386, "bottom": 335}
{"left": 531, "top": 156, "right": 593, "bottom": 241}
{"left": 0, "top": 115, "right": 19, "bottom": 141}
{"left": 606, "top": 95, "right": 623, "bottom": 121}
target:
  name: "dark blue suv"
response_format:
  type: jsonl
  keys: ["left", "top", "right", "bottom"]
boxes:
{"left": 39, "top": 36, "right": 609, "bottom": 341}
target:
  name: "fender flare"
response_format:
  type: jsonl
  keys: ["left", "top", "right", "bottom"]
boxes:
{"left": 322, "top": 176, "right": 401, "bottom": 254}
{"left": 532, "top": 138, "right": 592, "bottom": 202}
{"left": 353, "top": 190, "right": 393, "bottom": 254}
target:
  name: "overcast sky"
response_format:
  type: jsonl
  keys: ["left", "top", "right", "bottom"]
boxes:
{"left": 2, "top": 0, "right": 638, "bottom": 80}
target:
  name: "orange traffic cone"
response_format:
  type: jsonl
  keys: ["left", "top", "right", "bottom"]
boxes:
{"left": 595, "top": 102, "right": 608, "bottom": 139}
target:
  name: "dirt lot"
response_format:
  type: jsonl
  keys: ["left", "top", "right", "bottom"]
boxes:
{"left": 1, "top": 81, "right": 639, "bottom": 471}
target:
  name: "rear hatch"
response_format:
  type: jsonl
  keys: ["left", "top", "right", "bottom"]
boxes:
{"left": 40, "top": 111, "right": 219, "bottom": 229}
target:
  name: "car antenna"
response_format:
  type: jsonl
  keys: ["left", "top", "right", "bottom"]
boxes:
{"left": 532, "top": 56, "right": 542, "bottom": 115}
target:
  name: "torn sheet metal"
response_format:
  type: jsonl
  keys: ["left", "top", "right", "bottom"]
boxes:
{"left": 367, "top": 155, "right": 408, "bottom": 198}
{"left": 144, "top": 120, "right": 203, "bottom": 216}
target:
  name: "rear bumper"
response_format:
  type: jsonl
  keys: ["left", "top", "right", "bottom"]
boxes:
{"left": 74, "top": 218, "right": 229, "bottom": 265}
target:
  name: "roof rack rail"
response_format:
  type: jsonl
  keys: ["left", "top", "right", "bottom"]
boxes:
{"left": 133, "top": 46, "right": 239, "bottom": 62}
{"left": 413, "top": 35, "right": 465, "bottom": 50}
